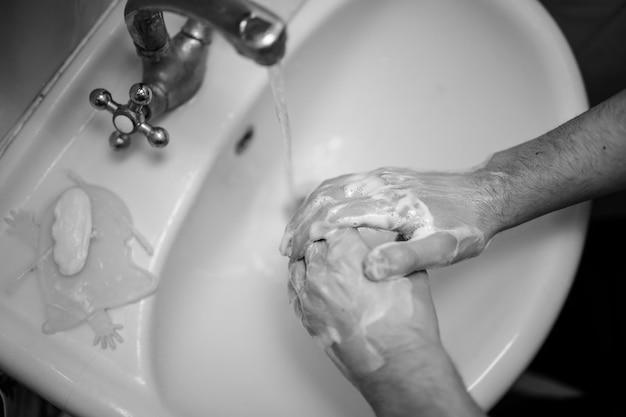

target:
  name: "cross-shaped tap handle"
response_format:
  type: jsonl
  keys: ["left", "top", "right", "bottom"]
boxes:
{"left": 89, "top": 83, "right": 169, "bottom": 149}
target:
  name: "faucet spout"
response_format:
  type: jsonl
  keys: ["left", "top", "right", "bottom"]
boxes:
{"left": 125, "top": 0, "right": 286, "bottom": 66}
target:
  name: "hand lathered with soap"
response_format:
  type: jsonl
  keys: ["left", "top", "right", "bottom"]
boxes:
{"left": 280, "top": 89, "right": 626, "bottom": 417}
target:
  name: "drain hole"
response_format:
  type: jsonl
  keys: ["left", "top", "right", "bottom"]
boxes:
{"left": 235, "top": 126, "right": 254, "bottom": 155}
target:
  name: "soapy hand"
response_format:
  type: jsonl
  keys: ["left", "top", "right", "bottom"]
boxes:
{"left": 281, "top": 167, "right": 499, "bottom": 280}
{"left": 288, "top": 228, "right": 440, "bottom": 382}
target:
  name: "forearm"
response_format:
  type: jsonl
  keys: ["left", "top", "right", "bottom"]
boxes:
{"left": 478, "top": 89, "right": 626, "bottom": 233}
{"left": 352, "top": 343, "right": 485, "bottom": 417}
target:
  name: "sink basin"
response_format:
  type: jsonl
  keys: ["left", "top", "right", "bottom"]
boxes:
{"left": 0, "top": 0, "right": 588, "bottom": 416}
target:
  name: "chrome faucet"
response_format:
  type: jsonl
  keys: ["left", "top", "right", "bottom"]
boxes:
{"left": 89, "top": 0, "right": 287, "bottom": 149}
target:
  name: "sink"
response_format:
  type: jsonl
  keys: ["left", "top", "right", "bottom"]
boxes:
{"left": 0, "top": 0, "right": 588, "bottom": 416}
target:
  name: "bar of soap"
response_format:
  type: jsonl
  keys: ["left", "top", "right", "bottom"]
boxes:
{"left": 51, "top": 187, "right": 92, "bottom": 276}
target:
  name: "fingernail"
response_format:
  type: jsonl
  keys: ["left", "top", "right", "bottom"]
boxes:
{"left": 363, "top": 250, "right": 391, "bottom": 281}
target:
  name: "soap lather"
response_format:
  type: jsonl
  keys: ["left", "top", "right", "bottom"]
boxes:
{"left": 89, "top": 0, "right": 288, "bottom": 150}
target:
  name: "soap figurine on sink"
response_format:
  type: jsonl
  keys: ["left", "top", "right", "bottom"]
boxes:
{"left": 3, "top": 171, "right": 157, "bottom": 349}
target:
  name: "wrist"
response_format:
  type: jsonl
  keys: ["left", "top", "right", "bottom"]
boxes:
{"left": 468, "top": 163, "right": 510, "bottom": 238}
{"left": 353, "top": 342, "right": 483, "bottom": 417}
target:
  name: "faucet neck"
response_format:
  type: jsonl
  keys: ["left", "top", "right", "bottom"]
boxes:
{"left": 124, "top": 0, "right": 286, "bottom": 66}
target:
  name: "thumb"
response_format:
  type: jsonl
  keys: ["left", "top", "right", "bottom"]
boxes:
{"left": 363, "top": 232, "right": 459, "bottom": 281}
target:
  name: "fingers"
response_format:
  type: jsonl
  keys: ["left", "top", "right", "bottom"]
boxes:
{"left": 325, "top": 228, "right": 369, "bottom": 267}
{"left": 282, "top": 199, "right": 402, "bottom": 260}
{"left": 363, "top": 232, "right": 459, "bottom": 281}
{"left": 403, "top": 270, "right": 442, "bottom": 344}
{"left": 287, "top": 259, "right": 307, "bottom": 323}
{"left": 304, "top": 240, "right": 329, "bottom": 277}
{"left": 280, "top": 172, "right": 392, "bottom": 259}
{"left": 288, "top": 259, "right": 306, "bottom": 295}
{"left": 280, "top": 203, "right": 333, "bottom": 258}
{"left": 287, "top": 279, "right": 303, "bottom": 322}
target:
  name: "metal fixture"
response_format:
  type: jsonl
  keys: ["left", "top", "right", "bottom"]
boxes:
{"left": 89, "top": 83, "right": 169, "bottom": 149}
{"left": 90, "top": 0, "right": 287, "bottom": 149}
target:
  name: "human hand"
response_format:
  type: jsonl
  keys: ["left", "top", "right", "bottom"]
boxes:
{"left": 287, "top": 228, "right": 441, "bottom": 382}
{"left": 287, "top": 228, "right": 486, "bottom": 417}
{"left": 281, "top": 167, "right": 501, "bottom": 280}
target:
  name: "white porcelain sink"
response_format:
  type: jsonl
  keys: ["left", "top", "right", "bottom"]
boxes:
{"left": 0, "top": 0, "right": 588, "bottom": 416}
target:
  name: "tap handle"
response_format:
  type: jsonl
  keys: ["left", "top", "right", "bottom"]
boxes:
{"left": 89, "top": 83, "right": 170, "bottom": 149}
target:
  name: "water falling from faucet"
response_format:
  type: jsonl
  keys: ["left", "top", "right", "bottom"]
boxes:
{"left": 268, "top": 63, "right": 296, "bottom": 201}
